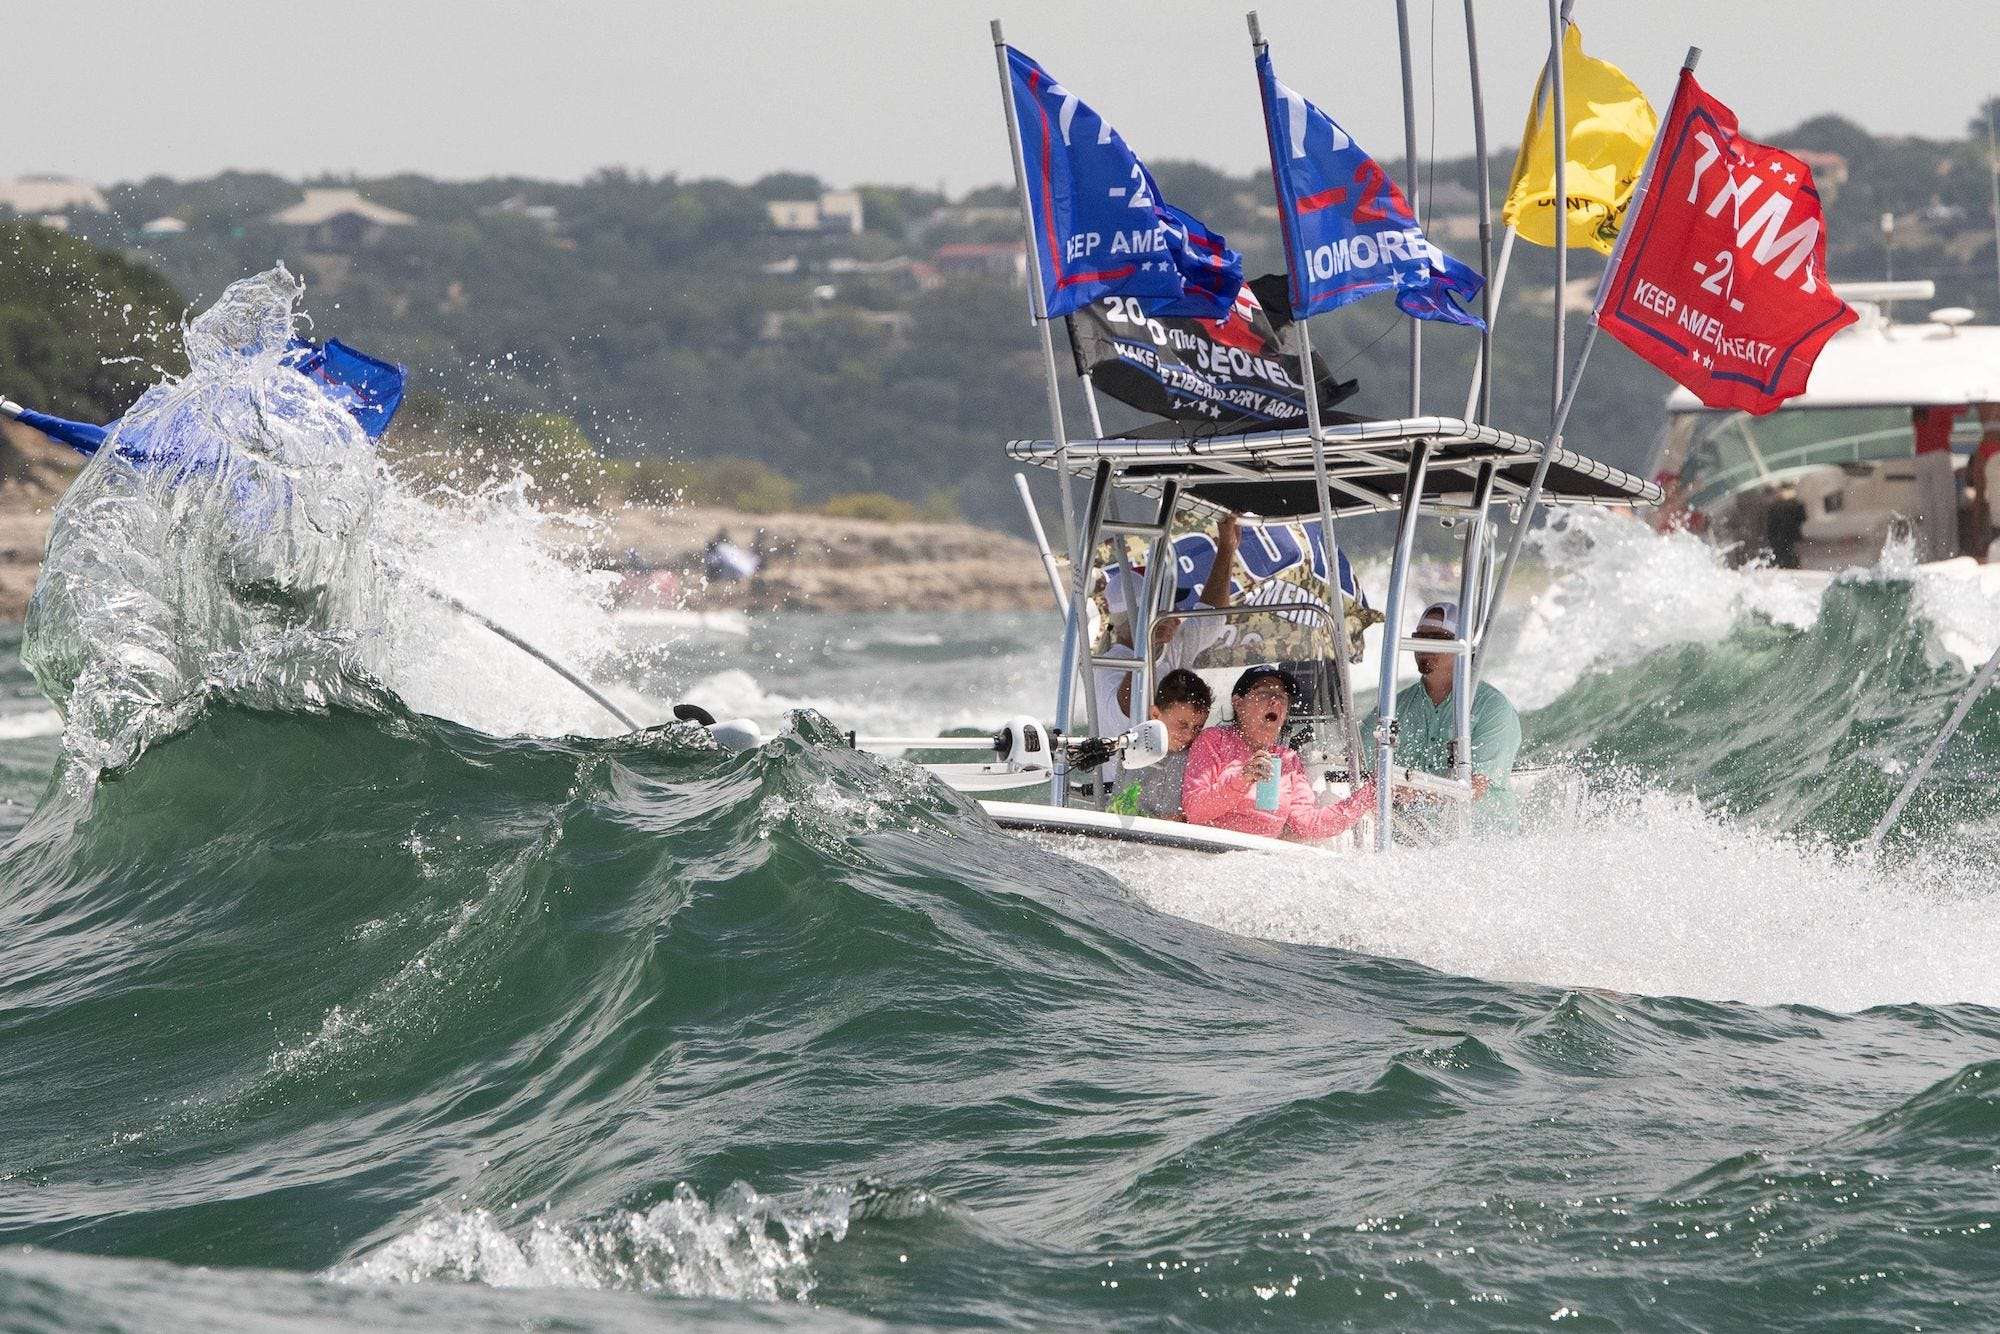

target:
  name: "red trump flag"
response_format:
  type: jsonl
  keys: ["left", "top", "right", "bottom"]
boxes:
{"left": 1597, "top": 69, "right": 1855, "bottom": 414}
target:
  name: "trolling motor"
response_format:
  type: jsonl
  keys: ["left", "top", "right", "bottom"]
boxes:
{"left": 672, "top": 703, "right": 764, "bottom": 752}
{"left": 991, "top": 715, "right": 1170, "bottom": 777}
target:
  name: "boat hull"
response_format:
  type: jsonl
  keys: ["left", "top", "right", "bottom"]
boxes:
{"left": 981, "top": 799, "right": 1325, "bottom": 855}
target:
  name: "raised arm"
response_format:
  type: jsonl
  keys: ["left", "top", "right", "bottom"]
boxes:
{"left": 1199, "top": 513, "right": 1241, "bottom": 610}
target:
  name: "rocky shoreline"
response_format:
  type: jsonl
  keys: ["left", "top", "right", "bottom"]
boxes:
{"left": 0, "top": 422, "right": 1054, "bottom": 619}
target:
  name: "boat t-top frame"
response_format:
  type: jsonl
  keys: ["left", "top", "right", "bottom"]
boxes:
{"left": 1011, "top": 414, "right": 1660, "bottom": 848}
{"left": 985, "top": 7, "right": 1672, "bottom": 851}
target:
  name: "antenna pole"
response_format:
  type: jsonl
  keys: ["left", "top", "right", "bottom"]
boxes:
{"left": 1462, "top": 0, "right": 1495, "bottom": 424}
{"left": 1463, "top": 0, "right": 1571, "bottom": 419}
{"left": 1548, "top": 0, "right": 1567, "bottom": 443}
{"left": 1988, "top": 104, "right": 2000, "bottom": 312}
{"left": 402, "top": 574, "right": 639, "bottom": 731}
{"left": 1869, "top": 639, "right": 2000, "bottom": 850}
{"left": 1395, "top": 0, "right": 1422, "bottom": 415}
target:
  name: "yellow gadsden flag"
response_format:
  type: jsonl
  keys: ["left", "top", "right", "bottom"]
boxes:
{"left": 1501, "top": 23, "right": 1658, "bottom": 255}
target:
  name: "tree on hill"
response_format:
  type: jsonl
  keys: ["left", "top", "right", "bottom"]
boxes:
{"left": 46, "top": 103, "right": 2000, "bottom": 540}
{"left": 0, "top": 222, "right": 185, "bottom": 422}
{"left": 1970, "top": 98, "right": 2000, "bottom": 140}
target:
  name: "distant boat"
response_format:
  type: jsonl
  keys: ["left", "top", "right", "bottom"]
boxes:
{"left": 1648, "top": 280, "right": 2000, "bottom": 577}
{"left": 613, "top": 606, "right": 752, "bottom": 638}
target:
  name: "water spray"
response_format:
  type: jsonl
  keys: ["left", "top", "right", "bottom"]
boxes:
{"left": 1866, "top": 639, "right": 2000, "bottom": 851}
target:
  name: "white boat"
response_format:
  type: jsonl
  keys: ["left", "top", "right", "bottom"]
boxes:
{"left": 1648, "top": 280, "right": 2000, "bottom": 576}
{"left": 612, "top": 606, "right": 752, "bottom": 638}
{"left": 854, "top": 415, "right": 1658, "bottom": 855}
{"left": 831, "top": 6, "right": 1660, "bottom": 856}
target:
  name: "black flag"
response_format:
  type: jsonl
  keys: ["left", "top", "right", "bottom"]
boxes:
{"left": 1066, "top": 273, "right": 1356, "bottom": 434}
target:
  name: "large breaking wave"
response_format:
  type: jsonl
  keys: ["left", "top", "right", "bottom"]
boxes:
{"left": 5, "top": 276, "right": 2000, "bottom": 1331}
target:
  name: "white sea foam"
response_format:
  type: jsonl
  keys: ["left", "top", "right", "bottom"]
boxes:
{"left": 333, "top": 1182, "right": 852, "bottom": 1302}
{"left": 20, "top": 267, "right": 679, "bottom": 777}
{"left": 1092, "top": 781, "right": 2000, "bottom": 1012}
{"left": 1481, "top": 510, "right": 1822, "bottom": 711}
{"left": 0, "top": 708, "right": 64, "bottom": 740}
{"left": 1483, "top": 510, "right": 2000, "bottom": 709}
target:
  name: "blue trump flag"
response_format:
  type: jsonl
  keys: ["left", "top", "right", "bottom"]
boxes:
{"left": 1254, "top": 49, "right": 1484, "bottom": 328}
{"left": 1006, "top": 46, "right": 1243, "bottom": 320}
{"left": 1108, "top": 521, "right": 1364, "bottom": 614}
{"left": 4, "top": 405, "right": 108, "bottom": 455}
{"left": 284, "top": 338, "right": 407, "bottom": 439}
{"left": 3, "top": 336, "right": 407, "bottom": 460}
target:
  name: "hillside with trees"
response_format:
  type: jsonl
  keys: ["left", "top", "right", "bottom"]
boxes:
{"left": 15, "top": 97, "right": 2000, "bottom": 534}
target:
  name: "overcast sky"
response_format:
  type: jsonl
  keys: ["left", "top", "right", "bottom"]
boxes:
{"left": 9, "top": 1, "right": 1997, "bottom": 195}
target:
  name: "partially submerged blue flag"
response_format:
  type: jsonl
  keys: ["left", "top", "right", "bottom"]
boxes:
{"left": 4, "top": 336, "right": 408, "bottom": 459}
{"left": 1254, "top": 49, "right": 1484, "bottom": 328}
{"left": 1006, "top": 46, "right": 1243, "bottom": 320}
{"left": 284, "top": 337, "right": 406, "bottom": 439}
{"left": 5, "top": 405, "right": 109, "bottom": 456}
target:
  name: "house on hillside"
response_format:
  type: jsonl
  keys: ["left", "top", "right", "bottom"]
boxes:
{"left": 932, "top": 241, "right": 1026, "bottom": 283}
{"left": 0, "top": 174, "right": 108, "bottom": 230}
{"left": 912, "top": 203, "right": 1018, "bottom": 244}
{"left": 483, "top": 193, "right": 561, "bottom": 233}
{"left": 268, "top": 188, "right": 415, "bottom": 247}
{"left": 760, "top": 307, "right": 913, "bottom": 343}
{"left": 1795, "top": 150, "right": 1849, "bottom": 204}
{"left": 765, "top": 189, "right": 866, "bottom": 236}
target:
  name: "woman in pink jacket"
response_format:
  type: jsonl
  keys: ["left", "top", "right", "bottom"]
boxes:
{"left": 1181, "top": 666, "right": 1376, "bottom": 842}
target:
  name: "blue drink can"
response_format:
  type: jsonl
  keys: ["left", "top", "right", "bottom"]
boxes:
{"left": 1254, "top": 756, "right": 1282, "bottom": 812}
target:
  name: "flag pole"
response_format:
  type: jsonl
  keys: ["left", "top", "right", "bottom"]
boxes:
{"left": 1079, "top": 367, "right": 1109, "bottom": 438}
{"left": 1395, "top": 0, "right": 1422, "bottom": 416}
{"left": 1473, "top": 46, "right": 1701, "bottom": 675}
{"left": 1548, "top": 0, "right": 1567, "bottom": 449}
{"left": 992, "top": 18, "right": 1095, "bottom": 790}
{"left": 1463, "top": 228, "right": 1516, "bottom": 419}
{"left": 991, "top": 19, "right": 1078, "bottom": 564}
{"left": 1462, "top": 0, "right": 1495, "bottom": 424}
{"left": 1465, "top": 0, "right": 1572, "bottom": 421}
{"left": 1247, "top": 9, "right": 1367, "bottom": 805}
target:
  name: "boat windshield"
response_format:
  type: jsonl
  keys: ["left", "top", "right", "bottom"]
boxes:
{"left": 1671, "top": 406, "right": 1980, "bottom": 510}
{"left": 1144, "top": 596, "right": 1345, "bottom": 727}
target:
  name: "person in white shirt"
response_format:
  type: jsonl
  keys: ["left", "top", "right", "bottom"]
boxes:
{"left": 1091, "top": 513, "right": 1241, "bottom": 738}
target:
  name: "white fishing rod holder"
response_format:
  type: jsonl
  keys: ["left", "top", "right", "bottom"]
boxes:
{"left": 857, "top": 717, "right": 1170, "bottom": 776}
{"left": 992, "top": 715, "right": 1170, "bottom": 774}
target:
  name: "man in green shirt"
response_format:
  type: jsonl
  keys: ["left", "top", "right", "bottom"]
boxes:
{"left": 1364, "top": 600, "right": 1520, "bottom": 831}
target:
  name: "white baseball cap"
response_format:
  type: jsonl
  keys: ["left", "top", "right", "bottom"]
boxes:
{"left": 1413, "top": 600, "right": 1459, "bottom": 636}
